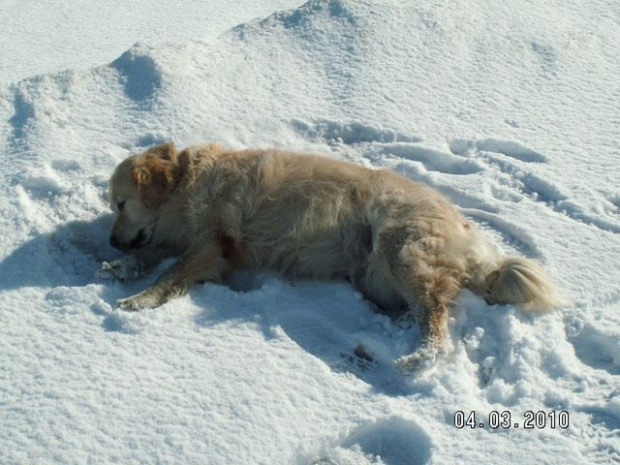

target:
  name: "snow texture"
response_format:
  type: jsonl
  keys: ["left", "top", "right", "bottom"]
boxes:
{"left": 1, "top": 0, "right": 619, "bottom": 463}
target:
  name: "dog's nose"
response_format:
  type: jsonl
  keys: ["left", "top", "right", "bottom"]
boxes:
{"left": 110, "top": 235, "right": 122, "bottom": 250}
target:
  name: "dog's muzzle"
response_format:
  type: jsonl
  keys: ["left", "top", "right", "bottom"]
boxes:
{"left": 110, "top": 228, "right": 150, "bottom": 251}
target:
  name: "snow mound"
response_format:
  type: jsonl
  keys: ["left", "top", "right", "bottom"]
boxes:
{"left": 312, "top": 417, "right": 433, "bottom": 465}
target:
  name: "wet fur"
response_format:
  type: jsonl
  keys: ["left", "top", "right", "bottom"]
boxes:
{"left": 102, "top": 142, "right": 558, "bottom": 366}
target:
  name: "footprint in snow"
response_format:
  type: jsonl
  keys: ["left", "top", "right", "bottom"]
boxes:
{"left": 450, "top": 137, "right": 620, "bottom": 234}
{"left": 449, "top": 138, "right": 548, "bottom": 163}
{"left": 291, "top": 118, "right": 484, "bottom": 176}
{"left": 291, "top": 118, "right": 421, "bottom": 146}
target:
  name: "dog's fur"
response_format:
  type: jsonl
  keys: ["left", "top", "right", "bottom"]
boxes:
{"left": 99, "top": 142, "right": 557, "bottom": 367}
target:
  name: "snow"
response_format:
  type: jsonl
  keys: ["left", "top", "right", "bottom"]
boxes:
{"left": 1, "top": 0, "right": 619, "bottom": 463}
{"left": 0, "top": 0, "right": 305, "bottom": 85}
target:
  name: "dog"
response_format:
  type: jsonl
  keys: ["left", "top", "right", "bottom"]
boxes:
{"left": 98, "top": 142, "right": 558, "bottom": 368}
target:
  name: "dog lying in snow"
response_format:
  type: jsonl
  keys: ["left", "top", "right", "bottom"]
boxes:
{"left": 98, "top": 142, "right": 557, "bottom": 368}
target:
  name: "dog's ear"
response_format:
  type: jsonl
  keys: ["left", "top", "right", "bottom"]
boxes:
{"left": 149, "top": 142, "right": 177, "bottom": 162}
{"left": 132, "top": 154, "right": 179, "bottom": 210}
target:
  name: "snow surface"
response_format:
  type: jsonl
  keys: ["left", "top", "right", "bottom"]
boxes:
{"left": 0, "top": 0, "right": 304, "bottom": 84}
{"left": 1, "top": 0, "right": 619, "bottom": 463}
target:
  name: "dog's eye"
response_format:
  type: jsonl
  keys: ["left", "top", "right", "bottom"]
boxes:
{"left": 117, "top": 200, "right": 126, "bottom": 212}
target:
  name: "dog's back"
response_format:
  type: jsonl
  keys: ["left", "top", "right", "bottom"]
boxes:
{"left": 181, "top": 146, "right": 557, "bottom": 313}
{"left": 183, "top": 147, "right": 379, "bottom": 279}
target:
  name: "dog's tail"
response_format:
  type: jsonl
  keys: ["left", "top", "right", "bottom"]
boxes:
{"left": 465, "top": 239, "right": 558, "bottom": 311}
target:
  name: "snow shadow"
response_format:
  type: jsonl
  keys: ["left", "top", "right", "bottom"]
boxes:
{"left": 575, "top": 403, "right": 620, "bottom": 432}
{"left": 192, "top": 276, "right": 420, "bottom": 395}
{"left": 568, "top": 323, "right": 620, "bottom": 375}
{"left": 0, "top": 215, "right": 117, "bottom": 290}
{"left": 111, "top": 45, "right": 163, "bottom": 104}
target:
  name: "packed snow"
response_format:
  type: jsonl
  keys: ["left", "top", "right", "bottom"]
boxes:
{"left": 1, "top": 0, "right": 619, "bottom": 463}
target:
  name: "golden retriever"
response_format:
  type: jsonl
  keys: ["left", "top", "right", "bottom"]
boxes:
{"left": 98, "top": 142, "right": 557, "bottom": 368}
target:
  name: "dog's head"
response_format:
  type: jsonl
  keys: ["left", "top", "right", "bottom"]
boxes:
{"left": 108, "top": 142, "right": 181, "bottom": 251}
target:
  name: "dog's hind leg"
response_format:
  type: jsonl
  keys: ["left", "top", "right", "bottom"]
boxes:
{"left": 374, "top": 223, "right": 466, "bottom": 370}
{"left": 117, "top": 240, "right": 230, "bottom": 311}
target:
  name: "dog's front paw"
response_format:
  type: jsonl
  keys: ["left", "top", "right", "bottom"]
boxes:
{"left": 96, "top": 256, "right": 142, "bottom": 281}
{"left": 116, "top": 292, "right": 160, "bottom": 311}
{"left": 396, "top": 346, "right": 439, "bottom": 373}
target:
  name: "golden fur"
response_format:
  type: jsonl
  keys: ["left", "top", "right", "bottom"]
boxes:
{"left": 99, "top": 142, "right": 558, "bottom": 368}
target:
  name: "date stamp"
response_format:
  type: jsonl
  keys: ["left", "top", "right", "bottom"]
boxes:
{"left": 454, "top": 411, "right": 570, "bottom": 429}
